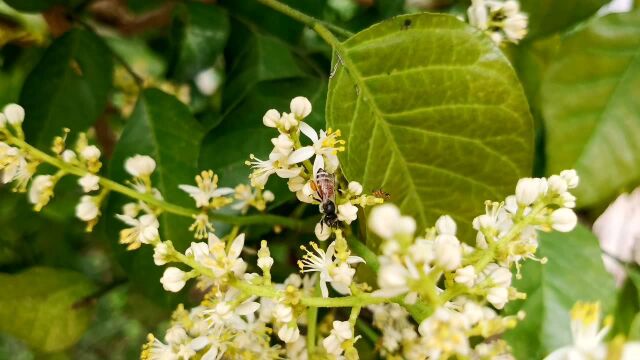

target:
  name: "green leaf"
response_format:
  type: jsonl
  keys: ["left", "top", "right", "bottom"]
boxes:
{"left": 106, "top": 88, "right": 203, "bottom": 305}
{"left": 168, "top": 2, "right": 230, "bottom": 81}
{"left": 20, "top": 29, "right": 113, "bottom": 149}
{"left": 542, "top": 10, "right": 640, "bottom": 208}
{"left": 613, "top": 278, "right": 640, "bottom": 337}
{"left": 326, "top": 13, "right": 533, "bottom": 244}
{"left": 0, "top": 267, "right": 96, "bottom": 353}
{"left": 504, "top": 225, "right": 616, "bottom": 359}
{"left": 519, "top": 0, "right": 608, "bottom": 39}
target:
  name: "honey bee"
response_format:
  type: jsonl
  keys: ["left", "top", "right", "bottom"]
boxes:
{"left": 373, "top": 188, "right": 391, "bottom": 200}
{"left": 312, "top": 168, "right": 339, "bottom": 229}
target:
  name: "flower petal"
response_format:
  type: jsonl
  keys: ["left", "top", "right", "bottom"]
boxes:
{"left": 211, "top": 187, "right": 235, "bottom": 197}
{"left": 229, "top": 233, "right": 245, "bottom": 259}
{"left": 299, "top": 122, "right": 319, "bottom": 143}
{"left": 288, "top": 146, "right": 315, "bottom": 164}
{"left": 313, "top": 155, "right": 325, "bottom": 178}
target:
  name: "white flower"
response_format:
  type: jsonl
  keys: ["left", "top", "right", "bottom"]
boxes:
{"left": 28, "top": 174, "right": 54, "bottom": 208}
{"left": 263, "top": 109, "right": 281, "bottom": 128}
{"left": 368, "top": 204, "right": 416, "bottom": 241}
{"left": 468, "top": 0, "right": 488, "bottom": 30}
{"left": 271, "top": 134, "right": 295, "bottom": 156}
{"left": 278, "top": 324, "right": 300, "bottom": 343}
{"left": 116, "top": 213, "right": 160, "bottom": 250}
{"left": 61, "top": 149, "right": 77, "bottom": 163}
{"left": 194, "top": 68, "right": 221, "bottom": 96}
{"left": 434, "top": 234, "right": 462, "bottom": 271}
{"left": 125, "top": 155, "right": 156, "bottom": 178}
{"left": 348, "top": 181, "right": 363, "bottom": 196}
{"left": 179, "top": 170, "right": 234, "bottom": 208}
{"left": 322, "top": 321, "right": 354, "bottom": 356}
{"left": 418, "top": 308, "right": 471, "bottom": 358}
{"left": 75, "top": 195, "right": 99, "bottom": 222}
{"left": 486, "top": 287, "right": 509, "bottom": 309}
{"left": 374, "top": 257, "right": 420, "bottom": 303}
{"left": 78, "top": 174, "right": 100, "bottom": 193}
{"left": 257, "top": 241, "right": 274, "bottom": 271}
{"left": 544, "top": 302, "right": 609, "bottom": 360}
{"left": 247, "top": 152, "right": 301, "bottom": 189}
{"left": 154, "top": 242, "right": 171, "bottom": 266}
{"left": 81, "top": 145, "right": 101, "bottom": 161}
{"left": 298, "top": 241, "right": 364, "bottom": 297}
{"left": 3, "top": 103, "right": 25, "bottom": 125}
{"left": 330, "top": 262, "right": 357, "bottom": 295}
{"left": 547, "top": 175, "right": 568, "bottom": 194}
{"left": 287, "top": 122, "right": 343, "bottom": 175}
{"left": 455, "top": 265, "right": 476, "bottom": 287}
{"left": 290, "top": 96, "right": 312, "bottom": 119}
{"left": 483, "top": 263, "right": 512, "bottom": 287}
{"left": 502, "top": 9, "right": 528, "bottom": 43}
{"left": 551, "top": 208, "right": 577, "bottom": 232}
{"left": 315, "top": 222, "right": 332, "bottom": 241}
{"left": 161, "top": 267, "right": 187, "bottom": 292}
{"left": 186, "top": 233, "right": 247, "bottom": 279}
{"left": 337, "top": 203, "right": 358, "bottom": 224}
{"left": 435, "top": 215, "right": 457, "bottom": 235}
{"left": 561, "top": 169, "right": 579, "bottom": 189}
{"left": 515, "top": 177, "right": 547, "bottom": 205}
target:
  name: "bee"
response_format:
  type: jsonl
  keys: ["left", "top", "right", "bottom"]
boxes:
{"left": 312, "top": 168, "right": 339, "bottom": 229}
{"left": 373, "top": 188, "right": 391, "bottom": 200}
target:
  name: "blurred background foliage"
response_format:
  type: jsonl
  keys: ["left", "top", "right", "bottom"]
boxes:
{"left": 0, "top": 0, "right": 638, "bottom": 359}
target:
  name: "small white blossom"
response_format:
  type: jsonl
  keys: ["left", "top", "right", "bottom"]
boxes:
{"left": 154, "top": 242, "right": 171, "bottom": 266}
{"left": 81, "top": 145, "right": 101, "bottom": 162}
{"left": 179, "top": 170, "right": 234, "bottom": 208}
{"left": 287, "top": 122, "right": 344, "bottom": 175}
{"left": 274, "top": 303, "right": 294, "bottom": 323}
{"left": 486, "top": 287, "right": 509, "bottom": 309}
{"left": 551, "top": 208, "right": 577, "bottom": 232}
{"left": 515, "top": 177, "right": 547, "bottom": 205}
{"left": 61, "top": 149, "right": 77, "bottom": 163}
{"left": 348, "top": 181, "right": 363, "bottom": 196}
{"left": 75, "top": 195, "right": 99, "bottom": 222}
{"left": 28, "top": 174, "right": 54, "bottom": 210}
{"left": 298, "top": 241, "right": 364, "bottom": 297}
{"left": 194, "top": 68, "right": 221, "bottom": 96}
{"left": 369, "top": 204, "right": 416, "bottom": 241}
{"left": 560, "top": 169, "right": 579, "bottom": 189}
{"left": 337, "top": 203, "right": 358, "bottom": 224}
{"left": 3, "top": 103, "right": 25, "bottom": 125}
{"left": 290, "top": 96, "right": 312, "bottom": 119}
{"left": 246, "top": 152, "right": 301, "bottom": 189}
{"left": 78, "top": 174, "right": 100, "bottom": 193}
{"left": 116, "top": 213, "right": 160, "bottom": 250}
{"left": 455, "top": 265, "right": 476, "bottom": 287}
{"left": 271, "top": 134, "right": 295, "bottom": 156}
{"left": 434, "top": 234, "right": 462, "bottom": 271}
{"left": 323, "top": 321, "right": 354, "bottom": 356}
{"left": 278, "top": 324, "right": 300, "bottom": 344}
{"left": 263, "top": 109, "right": 281, "bottom": 128}
{"left": 161, "top": 267, "right": 187, "bottom": 292}
{"left": 435, "top": 215, "right": 457, "bottom": 235}
{"left": 125, "top": 154, "right": 156, "bottom": 178}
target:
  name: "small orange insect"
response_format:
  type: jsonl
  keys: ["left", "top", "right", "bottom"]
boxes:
{"left": 372, "top": 188, "right": 391, "bottom": 200}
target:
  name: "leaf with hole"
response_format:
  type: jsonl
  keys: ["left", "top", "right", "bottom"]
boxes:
{"left": 326, "top": 13, "right": 533, "bottom": 245}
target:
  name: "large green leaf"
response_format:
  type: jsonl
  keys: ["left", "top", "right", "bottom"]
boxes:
{"left": 168, "top": 2, "right": 229, "bottom": 81}
{"left": 20, "top": 29, "right": 113, "bottom": 148}
{"left": 519, "top": 0, "right": 608, "bottom": 39}
{"left": 504, "top": 225, "right": 616, "bottom": 359}
{"left": 0, "top": 267, "right": 96, "bottom": 353}
{"left": 543, "top": 10, "right": 640, "bottom": 208}
{"left": 106, "top": 88, "right": 203, "bottom": 305}
{"left": 326, "top": 13, "right": 533, "bottom": 243}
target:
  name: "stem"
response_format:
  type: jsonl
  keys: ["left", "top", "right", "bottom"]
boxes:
{"left": 7, "top": 135, "right": 313, "bottom": 231}
{"left": 306, "top": 284, "right": 320, "bottom": 355}
{"left": 348, "top": 306, "right": 361, "bottom": 327}
{"left": 255, "top": 0, "right": 354, "bottom": 39}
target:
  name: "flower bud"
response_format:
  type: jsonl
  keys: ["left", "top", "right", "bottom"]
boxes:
{"left": 434, "top": 234, "right": 462, "bottom": 270}
{"left": 515, "top": 178, "right": 546, "bottom": 205}
{"left": 274, "top": 304, "right": 293, "bottom": 323}
{"left": 290, "top": 96, "right": 312, "bottom": 119}
{"left": 262, "top": 109, "right": 280, "bottom": 128}
{"left": 560, "top": 169, "right": 579, "bottom": 189}
{"left": 3, "top": 103, "right": 25, "bottom": 125}
{"left": 75, "top": 195, "right": 99, "bottom": 221}
{"left": 61, "top": 149, "right": 77, "bottom": 163}
{"left": 278, "top": 324, "right": 300, "bottom": 343}
{"left": 487, "top": 287, "right": 509, "bottom": 309}
{"left": 337, "top": 203, "right": 358, "bottom": 224}
{"left": 263, "top": 190, "right": 275, "bottom": 202}
{"left": 125, "top": 155, "right": 156, "bottom": 178}
{"left": 435, "top": 215, "right": 457, "bottom": 235}
{"left": 81, "top": 145, "right": 101, "bottom": 161}
{"left": 160, "top": 267, "right": 187, "bottom": 292}
{"left": 547, "top": 175, "right": 567, "bottom": 194}
{"left": 153, "top": 242, "right": 170, "bottom": 265}
{"left": 78, "top": 174, "right": 100, "bottom": 193}
{"left": 348, "top": 181, "right": 363, "bottom": 195}
{"left": 551, "top": 208, "right": 577, "bottom": 232}
{"left": 454, "top": 265, "right": 476, "bottom": 287}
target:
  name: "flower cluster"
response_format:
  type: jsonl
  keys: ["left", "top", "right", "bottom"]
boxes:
{"left": 467, "top": 0, "right": 528, "bottom": 44}
{"left": 247, "top": 96, "right": 383, "bottom": 240}
{"left": 365, "top": 170, "right": 579, "bottom": 358}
